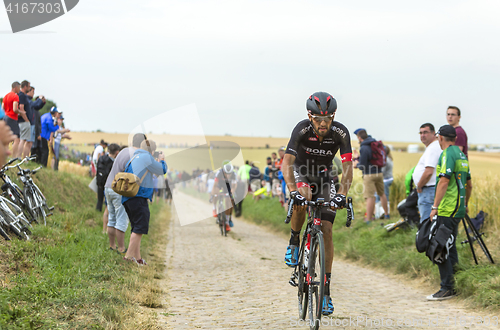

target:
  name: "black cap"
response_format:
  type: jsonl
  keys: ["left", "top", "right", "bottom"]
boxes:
{"left": 436, "top": 125, "right": 456, "bottom": 138}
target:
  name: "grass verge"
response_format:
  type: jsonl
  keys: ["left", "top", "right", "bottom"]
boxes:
{"left": 0, "top": 166, "right": 170, "bottom": 329}
{"left": 241, "top": 194, "right": 500, "bottom": 310}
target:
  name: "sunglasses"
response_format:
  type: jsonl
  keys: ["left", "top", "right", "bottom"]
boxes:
{"left": 311, "top": 114, "right": 334, "bottom": 123}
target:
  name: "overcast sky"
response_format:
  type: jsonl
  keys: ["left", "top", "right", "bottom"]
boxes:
{"left": 1, "top": 0, "right": 499, "bottom": 144}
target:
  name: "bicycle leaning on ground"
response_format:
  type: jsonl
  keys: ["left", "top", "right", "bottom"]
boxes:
{"left": 0, "top": 159, "right": 37, "bottom": 241}
{"left": 0, "top": 157, "right": 37, "bottom": 224}
{"left": 14, "top": 157, "right": 54, "bottom": 226}
{"left": 285, "top": 196, "right": 353, "bottom": 330}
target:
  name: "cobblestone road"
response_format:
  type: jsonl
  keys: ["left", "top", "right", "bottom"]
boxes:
{"left": 158, "top": 192, "right": 499, "bottom": 329}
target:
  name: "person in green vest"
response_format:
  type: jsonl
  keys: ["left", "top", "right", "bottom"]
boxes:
{"left": 427, "top": 125, "right": 472, "bottom": 301}
{"left": 237, "top": 160, "right": 252, "bottom": 191}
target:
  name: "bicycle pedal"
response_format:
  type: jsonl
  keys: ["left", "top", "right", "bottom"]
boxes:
{"left": 49, "top": 206, "right": 55, "bottom": 211}
{"left": 47, "top": 212, "right": 53, "bottom": 217}
{"left": 289, "top": 278, "right": 298, "bottom": 287}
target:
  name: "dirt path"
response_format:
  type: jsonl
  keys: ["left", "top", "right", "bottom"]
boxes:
{"left": 158, "top": 192, "right": 499, "bottom": 329}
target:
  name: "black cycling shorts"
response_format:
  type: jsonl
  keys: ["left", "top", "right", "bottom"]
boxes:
{"left": 294, "top": 166, "right": 336, "bottom": 223}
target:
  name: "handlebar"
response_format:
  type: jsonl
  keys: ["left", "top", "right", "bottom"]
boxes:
{"left": 2, "top": 156, "right": 37, "bottom": 172}
{"left": 285, "top": 196, "right": 354, "bottom": 228}
{"left": 346, "top": 197, "right": 354, "bottom": 227}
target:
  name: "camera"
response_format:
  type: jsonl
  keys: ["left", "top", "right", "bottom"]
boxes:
{"left": 153, "top": 151, "right": 160, "bottom": 159}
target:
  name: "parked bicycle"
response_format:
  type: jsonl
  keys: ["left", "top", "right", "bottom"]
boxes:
{"left": 0, "top": 157, "right": 37, "bottom": 224}
{"left": 285, "top": 196, "right": 353, "bottom": 330}
{"left": 14, "top": 158, "right": 54, "bottom": 226}
{"left": 0, "top": 156, "right": 54, "bottom": 241}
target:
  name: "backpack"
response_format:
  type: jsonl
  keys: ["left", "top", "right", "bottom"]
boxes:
{"left": 415, "top": 217, "right": 437, "bottom": 253}
{"left": 416, "top": 217, "right": 454, "bottom": 264}
{"left": 111, "top": 155, "right": 149, "bottom": 197}
{"left": 470, "top": 211, "right": 486, "bottom": 231}
{"left": 369, "top": 141, "right": 387, "bottom": 167}
{"left": 426, "top": 224, "right": 454, "bottom": 264}
{"left": 96, "top": 154, "right": 113, "bottom": 186}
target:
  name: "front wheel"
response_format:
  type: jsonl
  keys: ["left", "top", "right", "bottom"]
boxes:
{"left": 308, "top": 233, "right": 325, "bottom": 330}
{"left": 297, "top": 237, "right": 308, "bottom": 320}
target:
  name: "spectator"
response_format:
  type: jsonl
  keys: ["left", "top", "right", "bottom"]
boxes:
{"left": 249, "top": 162, "right": 262, "bottom": 201}
{"left": 2, "top": 81, "right": 23, "bottom": 156}
{"left": 164, "top": 175, "right": 172, "bottom": 205}
{"left": 376, "top": 147, "right": 393, "bottom": 207}
{"left": 105, "top": 133, "right": 147, "bottom": 254}
{"left": 96, "top": 143, "right": 119, "bottom": 212}
{"left": 0, "top": 121, "right": 15, "bottom": 166}
{"left": 354, "top": 128, "right": 389, "bottom": 223}
{"left": 275, "top": 147, "right": 286, "bottom": 203}
{"left": 52, "top": 116, "right": 71, "bottom": 170}
{"left": 446, "top": 106, "right": 468, "bottom": 158}
{"left": 264, "top": 157, "right": 272, "bottom": 194}
{"left": 25, "top": 86, "right": 44, "bottom": 159}
{"left": 270, "top": 152, "right": 280, "bottom": 197}
{"left": 91, "top": 140, "right": 108, "bottom": 177}
{"left": 427, "top": 125, "right": 472, "bottom": 301}
{"left": 400, "top": 167, "right": 420, "bottom": 226}
{"left": 413, "top": 123, "right": 442, "bottom": 223}
{"left": 30, "top": 94, "right": 46, "bottom": 163}
{"left": 122, "top": 140, "right": 167, "bottom": 265}
{"left": 16, "top": 80, "right": 32, "bottom": 158}
{"left": 238, "top": 160, "right": 251, "bottom": 189}
{"left": 40, "top": 107, "right": 60, "bottom": 167}
{"left": 331, "top": 156, "right": 343, "bottom": 192}
{"left": 234, "top": 174, "right": 246, "bottom": 217}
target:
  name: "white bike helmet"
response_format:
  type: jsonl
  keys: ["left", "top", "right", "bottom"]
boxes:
{"left": 222, "top": 160, "right": 234, "bottom": 174}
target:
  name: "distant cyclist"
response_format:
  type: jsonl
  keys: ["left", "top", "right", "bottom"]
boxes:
{"left": 282, "top": 92, "right": 353, "bottom": 315}
{"left": 210, "top": 161, "right": 237, "bottom": 232}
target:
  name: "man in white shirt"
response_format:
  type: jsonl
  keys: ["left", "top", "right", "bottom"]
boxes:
{"left": 413, "top": 123, "right": 442, "bottom": 222}
{"left": 91, "top": 139, "right": 108, "bottom": 177}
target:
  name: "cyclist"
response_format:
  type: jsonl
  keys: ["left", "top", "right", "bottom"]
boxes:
{"left": 210, "top": 161, "right": 237, "bottom": 232}
{"left": 282, "top": 91, "right": 353, "bottom": 315}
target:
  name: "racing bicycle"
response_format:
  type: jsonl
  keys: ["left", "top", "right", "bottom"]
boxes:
{"left": 285, "top": 196, "right": 353, "bottom": 330}
{"left": 213, "top": 192, "right": 230, "bottom": 237}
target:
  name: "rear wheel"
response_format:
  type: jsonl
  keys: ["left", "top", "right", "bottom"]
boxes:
{"left": 222, "top": 213, "right": 227, "bottom": 237}
{"left": 308, "top": 233, "right": 325, "bottom": 330}
{"left": 23, "top": 186, "right": 39, "bottom": 224}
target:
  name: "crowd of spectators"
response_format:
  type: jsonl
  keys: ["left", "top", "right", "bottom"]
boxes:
{"left": 1, "top": 80, "right": 71, "bottom": 169}
{"left": 352, "top": 106, "right": 470, "bottom": 300}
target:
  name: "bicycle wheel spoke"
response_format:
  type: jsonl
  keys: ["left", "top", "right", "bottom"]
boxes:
{"left": 308, "top": 234, "right": 325, "bottom": 330}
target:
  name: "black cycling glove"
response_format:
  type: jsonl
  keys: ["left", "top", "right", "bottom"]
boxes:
{"left": 330, "top": 194, "right": 347, "bottom": 209}
{"left": 290, "top": 191, "right": 307, "bottom": 206}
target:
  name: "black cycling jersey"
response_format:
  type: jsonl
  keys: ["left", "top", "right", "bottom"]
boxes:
{"left": 286, "top": 119, "right": 352, "bottom": 176}
{"left": 214, "top": 170, "right": 236, "bottom": 193}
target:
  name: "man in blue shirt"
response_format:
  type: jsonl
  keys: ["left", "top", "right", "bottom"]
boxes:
{"left": 40, "top": 107, "right": 60, "bottom": 167}
{"left": 122, "top": 140, "right": 167, "bottom": 265}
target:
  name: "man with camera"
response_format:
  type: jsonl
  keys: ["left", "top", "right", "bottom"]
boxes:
{"left": 104, "top": 133, "right": 147, "bottom": 255}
